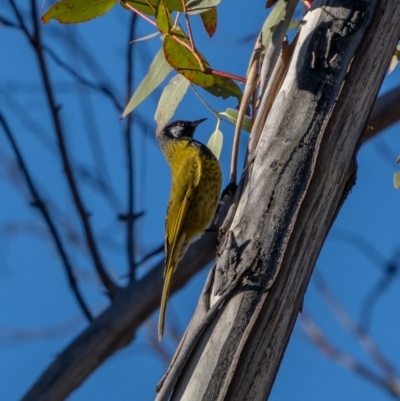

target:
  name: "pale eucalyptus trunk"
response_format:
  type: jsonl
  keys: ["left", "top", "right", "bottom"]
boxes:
{"left": 156, "top": 1, "right": 400, "bottom": 400}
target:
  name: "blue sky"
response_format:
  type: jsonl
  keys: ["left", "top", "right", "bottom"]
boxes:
{"left": 1, "top": 1, "right": 400, "bottom": 400}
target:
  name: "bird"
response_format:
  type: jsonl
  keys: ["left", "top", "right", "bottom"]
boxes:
{"left": 157, "top": 118, "right": 222, "bottom": 340}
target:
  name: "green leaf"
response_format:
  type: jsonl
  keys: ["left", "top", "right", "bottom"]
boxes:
{"left": 163, "top": 31, "right": 241, "bottom": 100}
{"left": 155, "top": 0, "right": 173, "bottom": 34}
{"left": 389, "top": 44, "right": 400, "bottom": 74}
{"left": 122, "top": 46, "right": 173, "bottom": 118}
{"left": 42, "top": 0, "right": 117, "bottom": 24}
{"left": 394, "top": 172, "right": 400, "bottom": 189}
{"left": 122, "top": 0, "right": 157, "bottom": 16}
{"left": 271, "top": 19, "right": 301, "bottom": 32}
{"left": 186, "top": 0, "right": 221, "bottom": 15}
{"left": 164, "top": 0, "right": 184, "bottom": 12}
{"left": 261, "top": 0, "right": 286, "bottom": 47}
{"left": 131, "top": 31, "right": 160, "bottom": 44}
{"left": 207, "top": 128, "right": 223, "bottom": 159}
{"left": 200, "top": 7, "right": 217, "bottom": 38}
{"left": 246, "top": 0, "right": 286, "bottom": 74}
{"left": 218, "top": 108, "right": 252, "bottom": 132}
{"left": 154, "top": 74, "right": 190, "bottom": 128}
{"left": 123, "top": 0, "right": 183, "bottom": 15}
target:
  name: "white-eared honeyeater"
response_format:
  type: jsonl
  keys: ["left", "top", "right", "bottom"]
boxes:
{"left": 157, "top": 119, "right": 222, "bottom": 340}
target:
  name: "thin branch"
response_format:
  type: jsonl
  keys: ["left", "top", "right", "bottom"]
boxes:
{"left": 301, "top": 312, "right": 400, "bottom": 399}
{"left": 21, "top": 229, "right": 220, "bottom": 401}
{"left": 229, "top": 35, "right": 263, "bottom": 184}
{"left": 364, "top": 85, "right": 400, "bottom": 142}
{"left": 182, "top": 0, "right": 195, "bottom": 50}
{"left": 124, "top": 2, "right": 157, "bottom": 26}
{"left": 314, "top": 272, "right": 398, "bottom": 377}
{"left": 172, "top": 33, "right": 207, "bottom": 71}
{"left": 0, "top": 113, "right": 93, "bottom": 322}
{"left": 43, "top": 44, "right": 124, "bottom": 112}
{"left": 250, "top": 0, "right": 298, "bottom": 148}
{"left": 136, "top": 244, "right": 164, "bottom": 267}
{"left": 20, "top": 0, "right": 119, "bottom": 297}
{"left": 207, "top": 68, "right": 247, "bottom": 83}
{"left": 329, "top": 229, "right": 387, "bottom": 268}
{"left": 125, "top": 14, "right": 136, "bottom": 280}
{"left": 0, "top": 14, "right": 19, "bottom": 27}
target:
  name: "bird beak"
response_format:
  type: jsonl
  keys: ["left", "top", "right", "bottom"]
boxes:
{"left": 191, "top": 118, "right": 207, "bottom": 127}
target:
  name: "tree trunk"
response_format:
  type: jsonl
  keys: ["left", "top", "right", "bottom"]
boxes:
{"left": 156, "top": 1, "right": 400, "bottom": 400}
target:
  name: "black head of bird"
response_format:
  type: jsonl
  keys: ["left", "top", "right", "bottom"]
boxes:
{"left": 161, "top": 118, "right": 207, "bottom": 139}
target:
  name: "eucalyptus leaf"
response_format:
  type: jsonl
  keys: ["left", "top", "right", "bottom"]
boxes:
{"left": 42, "top": 0, "right": 117, "bottom": 24}
{"left": 246, "top": 0, "right": 286, "bottom": 75}
{"left": 218, "top": 108, "right": 252, "bottom": 133}
{"left": 155, "top": 74, "right": 190, "bottom": 128}
{"left": 394, "top": 172, "right": 400, "bottom": 189}
{"left": 186, "top": 0, "right": 221, "bottom": 15}
{"left": 207, "top": 128, "right": 223, "bottom": 159}
{"left": 122, "top": 47, "right": 173, "bottom": 118}
{"left": 389, "top": 44, "right": 400, "bottom": 74}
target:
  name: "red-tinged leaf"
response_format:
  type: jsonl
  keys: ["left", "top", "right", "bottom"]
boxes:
{"left": 163, "top": 32, "right": 213, "bottom": 87}
{"left": 122, "top": 0, "right": 182, "bottom": 16}
{"left": 42, "top": 0, "right": 117, "bottom": 24}
{"left": 155, "top": 0, "right": 173, "bottom": 34}
{"left": 204, "top": 75, "right": 242, "bottom": 100}
{"left": 163, "top": 32, "right": 241, "bottom": 100}
{"left": 200, "top": 7, "right": 217, "bottom": 38}
{"left": 122, "top": 0, "right": 157, "bottom": 16}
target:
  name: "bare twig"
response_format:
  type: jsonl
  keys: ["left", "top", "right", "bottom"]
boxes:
{"left": 125, "top": 14, "right": 137, "bottom": 280}
{"left": 0, "top": 113, "right": 93, "bottom": 322}
{"left": 207, "top": 68, "right": 247, "bottom": 83}
{"left": 181, "top": 0, "right": 195, "bottom": 50}
{"left": 124, "top": 2, "right": 156, "bottom": 26}
{"left": 43, "top": 44, "right": 124, "bottom": 112}
{"left": 250, "top": 0, "right": 298, "bottom": 149}
{"left": 136, "top": 244, "right": 164, "bottom": 267}
{"left": 12, "top": 0, "right": 119, "bottom": 297}
{"left": 314, "top": 272, "right": 398, "bottom": 377}
{"left": 301, "top": 312, "right": 400, "bottom": 399}
{"left": 21, "top": 229, "right": 219, "bottom": 401}
{"left": 229, "top": 34, "right": 263, "bottom": 184}
{"left": 364, "top": 85, "right": 400, "bottom": 142}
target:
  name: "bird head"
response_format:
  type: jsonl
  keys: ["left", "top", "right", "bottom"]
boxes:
{"left": 161, "top": 118, "right": 207, "bottom": 139}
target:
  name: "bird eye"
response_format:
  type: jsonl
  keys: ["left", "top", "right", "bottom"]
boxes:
{"left": 177, "top": 122, "right": 184, "bottom": 127}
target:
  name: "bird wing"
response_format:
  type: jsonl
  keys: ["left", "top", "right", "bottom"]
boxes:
{"left": 164, "top": 151, "right": 201, "bottom": 275}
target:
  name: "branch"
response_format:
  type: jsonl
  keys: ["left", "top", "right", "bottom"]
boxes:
{"left": 124, "top": 14, "right": 136, "bottom": 280}
{"left": 8, "top": 0, "right": 119, "bottom": 297}
{"left": 364, "top": 85, "right": 400, "bottom": 142}
{"left": 300, "top": 312, "right": 400, "bottom": 399}
{"left": 43, "top": 44, "right": 124, "bottom": 112}
{"left": 20, "top": 231, "right": 219, "bottom": 401}
{"left": 0, "top": 113, "right": 93, "bottom": 322}
{"left": 249, "top": 0, "right": 298, "bottom": 149}
{"left": 313, "top": 273, "right": 398, "bottom": 377}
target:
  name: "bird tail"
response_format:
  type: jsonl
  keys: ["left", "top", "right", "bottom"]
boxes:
{"left": 158, "top": 265, "right": 174, "bottom": 341}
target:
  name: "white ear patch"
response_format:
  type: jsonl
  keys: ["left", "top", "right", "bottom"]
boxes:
{"left": 169, "top": 126, "right": 184, "bottom": 138}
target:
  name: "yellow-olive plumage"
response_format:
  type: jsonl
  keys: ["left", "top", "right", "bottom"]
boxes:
{"left": 157, "top": 119, "right": 222, "bottom": 340}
